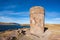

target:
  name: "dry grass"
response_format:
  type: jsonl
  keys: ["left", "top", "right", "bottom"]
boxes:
{"left": 0, "top": 24, "right": 60, "bottom": 40}
{"left": 0, "top": 31, "right": 12, "bottom": 37}
{"left": 45, "top": 24, "right": 60, "bottom": 40}
{"left": 45, "top": 24, "right": 60, "bottom": 31}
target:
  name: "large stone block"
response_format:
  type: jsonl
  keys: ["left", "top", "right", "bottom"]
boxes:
{"left": 30, "top": 6, "right": 44, "bottom": 37}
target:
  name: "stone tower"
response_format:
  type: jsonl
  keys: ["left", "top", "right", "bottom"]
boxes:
{"left": 30, "top": 6, "right": 44, "bottom": 37}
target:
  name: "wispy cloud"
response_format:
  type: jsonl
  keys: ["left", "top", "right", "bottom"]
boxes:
{"left": 45, "top": 11, "right": 60, "bottom": 24}
{"left": 0, "top": 16, "right": 30, "bottom": 24}
{"left": 52, "top": 18, "right": 60, "bottom": 21}
{"left": 0, "top": 11, "right": 60, "bottom": 24}
{"left": 0, "top": 10, "right": 30, "bottom": 24}
{"left": 45, "top": 20, "right": 60, "bottom": 24}
{"left": 0, "top": 16, "right": 12, "bottom": 20}
{"left": 45, "top": 12, "right": 60, "bottom": 17}
{"left": 0, "top": 10, "right": 29, "bottom": 16}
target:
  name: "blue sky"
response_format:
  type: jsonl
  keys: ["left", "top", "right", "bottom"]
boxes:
{"left": 0, "top": 0, "right": 60, "bottom": 24}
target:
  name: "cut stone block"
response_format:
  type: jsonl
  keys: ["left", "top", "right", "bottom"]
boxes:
{"left": 30, "top": 6, "right": 44, "bottom": 37}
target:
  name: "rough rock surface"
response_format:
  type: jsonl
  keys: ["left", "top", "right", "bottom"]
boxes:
{"left": 30, "top": 6, "right": 44, "bottom": 37}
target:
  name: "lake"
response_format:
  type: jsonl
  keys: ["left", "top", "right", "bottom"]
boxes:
{"left": 0, "top": 24, "right": 30, "bottom": 32}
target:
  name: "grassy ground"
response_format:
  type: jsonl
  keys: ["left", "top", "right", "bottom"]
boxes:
{"left": 45, "top": 24, "right": 60, "bottom": 31}
{"left": 0, "top": 24, "right": 60, "bottom": 40}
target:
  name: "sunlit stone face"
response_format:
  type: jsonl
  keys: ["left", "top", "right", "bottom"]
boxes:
{"left": 30, "top": 6, "right": 44, "bottom": 36}
{"left": 30, "top": 18, "right": 35, "bottom": 24}
{"left": 30, "top": 15, "right": 35, "bottom": 25}
{"left": 31, "top": 11, "right": 35, "bottom": 13}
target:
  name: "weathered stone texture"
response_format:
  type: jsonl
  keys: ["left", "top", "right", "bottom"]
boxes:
{"left": 30, "top": 6, "right": 44, "bottom": 37}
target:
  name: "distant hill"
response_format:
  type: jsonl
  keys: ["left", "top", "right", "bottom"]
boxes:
{"left": 0, "top": 22, "right": 19, "bottom": 25}
{"left": 0, "top": 22, "right": 30, "bottom": 32}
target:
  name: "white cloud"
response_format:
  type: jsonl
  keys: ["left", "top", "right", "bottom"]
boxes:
{"left": 0, "top": 16, "right": 12, "bottom": 20}
{"left": 0, "top": 11, "right": 60, "bottom": 24}
{"left": 45, "top": 11, "right": 60, "bottom": 24}
{"left": 45, "top": 17, "right": 60, "bottom": 24}
{"left": 45, "top": 12, "right": 60, "bottom": 17}
{"left": 0, "top": 10, "right": 30, "bottom": 24}
{"left": 0, "top": 10, "right": 29, "bottom": 16}
{"left": 45, "top": 21, "right": 60, "bottom": 24}
{"left": 52, "top": 18, "right": 60, "bottom": 21}
{"left": 0, "top": 11, "right": 19, "bottom": 15}
{"left": 0, "top": 16, "right": 30, "bottom": 24}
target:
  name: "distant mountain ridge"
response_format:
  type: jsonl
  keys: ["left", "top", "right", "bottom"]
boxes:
{"left": 0, "top": 22, "right": 19, "bottom": 25}
{"left": 0, "top": 22, "right": 30, "bottom": 32}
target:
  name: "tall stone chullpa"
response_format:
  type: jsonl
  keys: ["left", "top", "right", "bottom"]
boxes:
{"left": 30, "top": 6, "right": 44, "bottom": 37}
